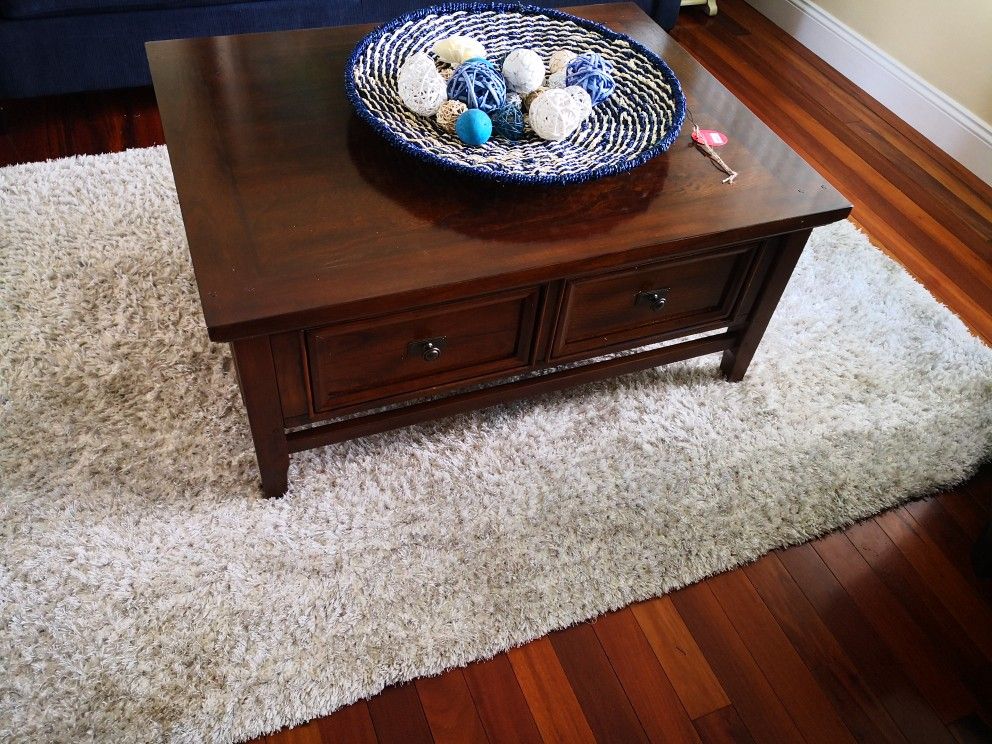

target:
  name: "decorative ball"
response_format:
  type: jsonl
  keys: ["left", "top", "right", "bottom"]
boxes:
{"left": 447, "top": 60, "right": 507, "bottom": 113}
{"left": 547, "top": 70, "right": 567, "bottom": 89}
{"left": 548, "top": 49, "right": 577, "bottom": 74}
{"left": 522, "top": 86, "right": 548, "bottom": 111}
{"left": 490, "top": 104, "right": 525, "bottom": 140}
{"left": 436, "top": 99, "right": 467, "bottom": 134}
{"left": 455, "top": 108, "right": 493, "bottom": 146}
{"left": 502, "top": 49, "right": 546, "bottom": 94}
{"left": 439, "top": 67, "right": 454, "bottom": 82}
{"left": 564, "top": 84, "right": 593, "bottom": 119}
{"left": 565, "top": 52, "right": 616, "bottom": 106}
{"left": 397, "top": 52, "right": 447, "bottom": 116}
{"left": 505, "top": 91, "right": 523, "bottom": 109}
{"left": 463, "top": 57, "right": 494, "bottom": 67}
{"left": 528, "top": 86, "right": 593, "bottom": 141}
{"left": 433, "top": 35, "right": 485, "bottom": 65}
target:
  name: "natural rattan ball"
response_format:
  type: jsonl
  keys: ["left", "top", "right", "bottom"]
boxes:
{"left": 522, "top": 86, "right": 548, "bottom": 111}
{"left": 548, "top": 49, "right": 577, "bottom": 74}
{"left": 435, "top": 99, "right": 467, "bottom": 134}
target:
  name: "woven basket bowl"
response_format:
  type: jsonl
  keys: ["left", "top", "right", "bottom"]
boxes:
{"left": 345, "top": 3, "right": 686, "bottom": 185}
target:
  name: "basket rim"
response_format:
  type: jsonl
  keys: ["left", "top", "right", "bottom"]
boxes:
{"left": 344, "top": 2, "right": 686, "bottom": 186}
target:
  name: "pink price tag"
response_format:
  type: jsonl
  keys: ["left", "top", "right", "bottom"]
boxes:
{"left": 691, "top": 129, "right": 729, "bottom": 147}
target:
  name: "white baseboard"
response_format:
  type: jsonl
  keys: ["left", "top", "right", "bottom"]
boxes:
{"left": 744, "top": 0, "right": 992, "bottom": 186}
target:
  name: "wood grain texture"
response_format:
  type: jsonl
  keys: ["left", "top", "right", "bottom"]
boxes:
{"left": 507, "top": 637, "right": 596, "bottom": 744}
{"left": 706, "top": 569, "right": 855, "bottom": 743}
{"left": 416, "top": 670, "right": 489, "bottom": 744}
{"left": 549, "top": 624, "right": 649, "bottom": 744}
{"left": 670, "top": 582, "right": 806, "bottom": 742}
{"left": 630, "top": 596, "right": 730, "bottom": 719}
{"left": 4, "top": 0, "right": 990, "bottom": 741}
{"left": 145, "top": 3, "right": 848, "bottom": 342}
{"left": 591, "top": 608, "right": 701, "bottom": 744}
{"left": 462, "top": 655, "right": 543, "bottom": 744}
{"left": 366, "top": 684, "right": 434, "bottom": 744}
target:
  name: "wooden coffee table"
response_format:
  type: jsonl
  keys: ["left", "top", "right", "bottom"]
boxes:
{"left": 147, "top": 3, "right": 851, "bottom": 497}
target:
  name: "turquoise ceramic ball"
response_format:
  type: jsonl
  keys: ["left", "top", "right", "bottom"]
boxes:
{"left": 455, "top": 108, "right": 493, "bottom": 146}
{"left": 463, "top": 57, "right": 494, "bottom": 66}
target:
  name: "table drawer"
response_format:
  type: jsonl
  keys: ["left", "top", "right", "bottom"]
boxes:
{"left": 551, "top": 242, "right": 758, "bottom": 359}
{"left": 306, "top": 288, "right": 540, "bottom": 412}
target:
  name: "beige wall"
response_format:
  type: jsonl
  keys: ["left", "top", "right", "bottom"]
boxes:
{"left": 812, "top": 0, "right": 992, "bottom": 122}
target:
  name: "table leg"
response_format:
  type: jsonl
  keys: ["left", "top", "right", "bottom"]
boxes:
{"left": 722, "top": 228, "right": 812, "bottom": 382}
{"left": 231, "top": 336, "right": 290, "bottom": 497}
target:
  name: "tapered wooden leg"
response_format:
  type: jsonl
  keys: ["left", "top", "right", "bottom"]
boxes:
{"left": 721, "top": 228, "right": 812, "bottom": 382}
{"left": 231, "top": 336, "right": 290, "bottom": 497}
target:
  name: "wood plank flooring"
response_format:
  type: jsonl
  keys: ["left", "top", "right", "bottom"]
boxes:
{"left": 1, "top": 1, "right": 989, "bottom": 741}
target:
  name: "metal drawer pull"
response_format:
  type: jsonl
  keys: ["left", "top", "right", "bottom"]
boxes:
{"left": 408, "top": 336, "right": 447, "bottom": 362}
{"left": 635, "top": 288, "right": 670, "bottom": 311}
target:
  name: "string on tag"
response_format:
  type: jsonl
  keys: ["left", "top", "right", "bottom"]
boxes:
{"left": 687, "top": 108, "right": 738, "bottom": 184}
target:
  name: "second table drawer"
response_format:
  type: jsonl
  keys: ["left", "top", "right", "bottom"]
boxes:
{"left": 306, "top": 288, "right": 540, "bottom": 412}
{"left": 552, "top": 242, "right": 758, "bottom": 359}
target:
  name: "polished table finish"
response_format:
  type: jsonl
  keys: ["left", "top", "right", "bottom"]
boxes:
{"left": 147, "top": 2, "right": 851, "bottom": 497}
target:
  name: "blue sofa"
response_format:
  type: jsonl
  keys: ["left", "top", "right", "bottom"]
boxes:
{"left": 0, "top": 0, "right": 679, "bottom": 98}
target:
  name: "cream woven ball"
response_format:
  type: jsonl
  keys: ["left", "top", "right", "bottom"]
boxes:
{"left": 398, "top": 52, "right": 447, "bottom": 116}
{"left": 502, "top": 49, "right": 546, "bottom": 94}
{"left": 433, "top": 35, "right": 485, "bottom": 65}
{"left": 548, "top": 49, "right": 577, "bottom": 74}
{"left": 435, "top": 99, "right": 467, "bottom": 134}
{"left": 529, "top": 86, "right": 593, "bottom": 141}
{"left": 565, "top": 84, "right": 594, "bottom": 117}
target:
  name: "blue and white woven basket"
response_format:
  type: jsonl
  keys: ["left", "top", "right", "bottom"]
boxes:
{"left": 345, "top": 3, "right": 687, "bottom": 185}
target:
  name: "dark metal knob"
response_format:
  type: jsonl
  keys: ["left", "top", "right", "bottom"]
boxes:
{"left": 646, "top": 292, "right": 667, "bottom": 310}
{"left": 635, "top": 287, "right": 670, "bottom": 312}
{"left": 422, "top": 342, "right": 441, "bottom": 362}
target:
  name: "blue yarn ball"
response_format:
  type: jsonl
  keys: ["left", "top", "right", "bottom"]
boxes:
{"left": 565, "top": 52, "right": 616, "bottom": 106}
{"left": 455, "top": 108, "right": 493, "bottom": 146}
{"left": 447, "top": 60, "right": 507, "bottom": 113}
{"left": 489, "top": 104, "right": 525, "bottom": 141}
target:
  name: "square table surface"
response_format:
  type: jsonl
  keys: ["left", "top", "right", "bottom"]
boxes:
{"left": 147, "top": 2, "right": 850, "bottom": 342}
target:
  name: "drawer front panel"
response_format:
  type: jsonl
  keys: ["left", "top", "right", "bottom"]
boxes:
{"left": 552, "top": 243, "right": 758, "bottom": 359}
{"left": 307, "top": 288, "right": 540, "bottom": 412}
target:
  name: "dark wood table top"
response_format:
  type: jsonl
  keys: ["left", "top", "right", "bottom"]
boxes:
{"left": 147, "top": 2, "right": 850, "bottom": 342}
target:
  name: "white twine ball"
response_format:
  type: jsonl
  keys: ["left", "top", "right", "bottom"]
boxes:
{"left": 548, "top": 49, "right": 577, "bottom": 74}
{"left": 547, "top": 70, "right": 567, "bottom": 89}
{"left": 565, "top": 84, "right": 594, "bottom": 118}
{"left": 502, "top": 49, "right": 546, "bottom": 94}
{"left": 505, "top": 91, "right": 523, "bottom": 109}
{"left": 398, "top": 52, "right": 447, "bottom": 116}
{"left": 433, "top": 35, "right": 485, "bottom": 65}
{"left": 529, "top": 86, "right": 593, "bottom": 141}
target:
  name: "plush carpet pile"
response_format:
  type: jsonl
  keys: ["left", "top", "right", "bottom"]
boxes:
{"left": 1, "top": 147, "right": 990, "bottom": 743}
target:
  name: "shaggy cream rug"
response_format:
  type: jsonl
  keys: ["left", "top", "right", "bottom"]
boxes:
{"left": 1, "top": 147, "right": 990, "bottom": 743}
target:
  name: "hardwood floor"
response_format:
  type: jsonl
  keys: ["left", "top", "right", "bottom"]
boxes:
{"left": 2, "top": 0, "right": 990, "bottom": 741}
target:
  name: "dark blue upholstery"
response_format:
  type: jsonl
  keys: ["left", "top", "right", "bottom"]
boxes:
{"left": 0, "top": 0, "right": 680, "bottom": 98}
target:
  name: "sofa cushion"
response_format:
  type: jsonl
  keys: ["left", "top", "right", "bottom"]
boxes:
{"left": 0, "top": 0, "right": 248, "bottom": 20}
